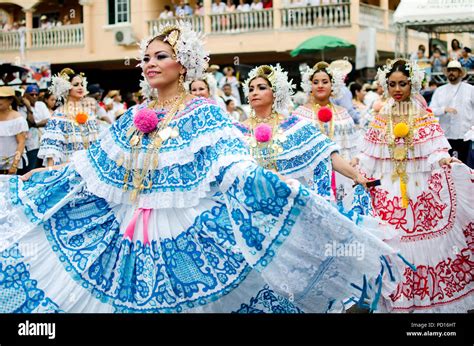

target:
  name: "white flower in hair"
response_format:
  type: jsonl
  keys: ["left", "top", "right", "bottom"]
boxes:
{"left": 300, "top": 62, "right": 344, "bottom": 100}
{"left": 243, "top": 64, "right": 295, "bottom": 115}
{"left": 138, "top": 21, "right": 209, "bottom": 83}
{"left": 139, "top": 75, "right": 157, "bottom": 100}
{"left": 376, "top": 59, "right": 425, "bottom": 98}
{"left": 49, "top": 73, "right": 71, "bottom": 102}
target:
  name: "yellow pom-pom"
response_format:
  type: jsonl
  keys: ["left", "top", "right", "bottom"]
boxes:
{"left": 394, "top": 122, "right": 409, "bottom": 138}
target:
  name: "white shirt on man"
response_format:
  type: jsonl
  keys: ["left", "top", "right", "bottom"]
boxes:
{"left": 430, "top": 81, "right": 474, "bottom": 140}
{"left": 212, "top": 2, "right": 227, "bottom": 13}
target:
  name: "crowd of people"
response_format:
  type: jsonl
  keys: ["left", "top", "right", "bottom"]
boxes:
{"left": 0, "top": 22, "right": 472, "bottom": 314}
{"left": 412, "top": 39, "right": 474, "bottom": 74}
{"left": 1, "top": 14, "right": 73, "bottom": 32}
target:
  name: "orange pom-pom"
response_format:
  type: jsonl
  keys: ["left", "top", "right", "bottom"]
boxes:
{"left": 317, "top": 106, "right": 333, "bottom": 123}
{"left": 394, "top": 122, "right": 409, "bottom": 138}
{"left": 76, "top": 112, "right": 88, "bottom": 124}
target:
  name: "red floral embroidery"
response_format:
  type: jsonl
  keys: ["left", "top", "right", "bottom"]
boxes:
{"left": 390, "top": 246, "right": 474, "bottom": 306}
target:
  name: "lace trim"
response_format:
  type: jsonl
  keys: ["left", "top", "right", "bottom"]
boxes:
{"left": 72, "top": 150, "right": 249, "bottom": 208}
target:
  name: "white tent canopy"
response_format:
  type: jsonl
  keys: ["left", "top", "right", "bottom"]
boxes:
{"left": 394, "top": 0, "right": 474, "bottom": 33}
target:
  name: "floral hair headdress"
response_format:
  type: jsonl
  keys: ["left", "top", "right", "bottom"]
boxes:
{"left": 49, "top": 68, "right": 88, "bottom": 102}
{"left": 300, "top": 61, "right": 345, "bottom": 99}
{"left": 138, "top": 21, "right": 210, "bottom": 99}
{"left": 243, "top": 64, "right": 295, "bottom": 114}
{"left": 376, "top": 58, "right": 424, "bottom": 98}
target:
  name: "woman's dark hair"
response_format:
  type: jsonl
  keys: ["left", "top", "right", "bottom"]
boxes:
{"left": 349, "top": 82, "right": 362, "bottom": 99}
{"left": 40, "top": 90, "right": 56, "bottom": 109}
{"left": 164, "top": 5, "right": 171, "bottom": 11}
{"left": 386, "top": 60, "right": 410, "bottom": 80}
{"left": 311, "top": 61, "right": 332, "bottom": 82}
{"left": 451, "top": 39, "right": 460, "bottom": 50}
{"left": 225, "top": 99, "right": 234, "bottom": 106}
{"left": 190, "top": 79, "right": 209, "bottom": 91}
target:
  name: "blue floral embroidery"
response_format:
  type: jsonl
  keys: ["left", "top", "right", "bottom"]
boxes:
{"left": 234, "top": 285, "right": 303, "bottom": 313}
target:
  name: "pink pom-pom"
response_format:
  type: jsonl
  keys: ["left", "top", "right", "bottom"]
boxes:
{"left": 254, "top": 123, "right": 272, "bottom": 143}
{"left": 134, "top": 108, "right": 159, "bottom": 133}
{"left": 317, "top": 106, "right": 333, "bottom": 123}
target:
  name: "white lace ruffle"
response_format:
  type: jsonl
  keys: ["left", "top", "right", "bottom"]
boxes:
{"left": 98, "top": 123, "right": 247, "bottom": 170}
{"left": 72, "top": 150, "right": 249, "bottom": 209}
{"left": 0, "top": 117, "right": 28, "bottom": 136}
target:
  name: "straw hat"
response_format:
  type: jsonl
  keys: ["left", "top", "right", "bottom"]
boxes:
{"left": 207, "top": 64, "right": 220, "bottom": 72}
{"left": 329, "top": 59, "right": 353, "bottom": 76}
{"left": 0, "top": 86, "right": 15, "bottom": 97}
{"left": 107, "top": 90, "right": 120, "bottom": 98}
{"left": 445, "top": 60, "right": 466, "bottom": 78}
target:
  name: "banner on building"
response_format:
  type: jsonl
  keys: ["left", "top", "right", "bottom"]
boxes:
{"left": 356, "top": 27, "right": 376, "bottom": 70}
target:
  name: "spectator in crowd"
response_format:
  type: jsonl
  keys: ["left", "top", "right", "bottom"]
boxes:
{"left": 459, "top": 47, "right": 474, "bottom": 70}
{"left": 262, "top": 0, "right": 273, "bottom": 9}
{"left": 160, "top": 5, "right": 174, "bottom": 19}
{"left": 39, "top": 91, "right": 57, "bottom": 116}
{"left": 19, "top": 19, "right": 26, "bottom": 29}
{"left": 18, "top": 84, "right": 50, "bottom": 171}
{"left": 212, "top": 0, "right": 227, "bottom": 13}
{"left": 194, "top": 2, "right": 205, "bottom": 16}
{"left": 421, "top": 80, "right": 438, "bottom": 105}
{"left": 430, "top": 47, "right": 447, "bottom": 73}
{"left": 225, "top": 99, "right": 240, "bottom": 121}
{"left": 449, "top": 38, "right": 463, "bottom": 61}
{"left": 250, "top": 0, "right": 263, "bottom": 10}
{"left": 173, "top": 0, "right": 193, "bottom": 17}
{"left": 219, "top": 66, "right": 241, "bottom": 105}
{"left": 104, "top": 90, "right": 126, "bottom": 123}
{"left": 221, "top": 83, "right": 239, "bottom": 105}
{"left": 430, "top": 60, "right": 473, "bottom": 167}
{"left": 410, "top": 44, "right": 426, "bottom": 61}
{"left": 0, "top": 86, "right": 28, "bottom": 175}
{"left": 87, "top": 84, "right": 109, "bottom": 123}
{"left": 363, "top": 81, "right": 383, "bottom": 110}
{"left": 237, "top": 0, "right": 251, "bottom": 11}
{"left": 39, "top": 15, "right": 52, "bottom": 29}
{"left": 132, "top": 91, "right": 144, "bottom": 105}
{"left": 226, "top": 0, "right": 236, "bottom": 11}
{"left": 208, "top": 64, "right": 224, "bottom": 85}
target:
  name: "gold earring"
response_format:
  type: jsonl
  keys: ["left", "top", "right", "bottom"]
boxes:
{"left": 178, "top": 74, "right": 185, "bottom": 93}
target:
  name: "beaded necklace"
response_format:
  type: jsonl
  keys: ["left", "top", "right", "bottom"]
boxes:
{"left": 385, "top": 102, "right": 416, "bottom": 208}
{"left": 118, "top": 93, "right": 186, "bottom": 202}
{"left": 247, "top": 110, "right": 286, "bottom": 171}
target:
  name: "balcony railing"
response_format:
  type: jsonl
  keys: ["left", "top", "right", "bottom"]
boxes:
{"left": 31, "top": 24, "right": 84, "bottom": 48}
{"left": 209, "top": 9, "right": 273, "bottom": 34}
{"left": 148, "top": 16, "right": 204, "bottom": 35}
{"left": 359, "top": 3, "right": 384, "bottom": 29}
{"left": 0, "top": 30, "right": 21, "bottom": 51}
{"left": 281, "top": 3, "right": 351, "bottom": 29}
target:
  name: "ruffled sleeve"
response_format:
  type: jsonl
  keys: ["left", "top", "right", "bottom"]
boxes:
{"left": 0, "top": 117, "right": 28, "bottom": 136}
{"left": 71, "top": 98, "right": 251, "bottom": 209}
{"left": 359, "top": 111, "right": 451, "bottom": 177}
{"left": 37, "top": 112, "right": 67, "bottom": 165}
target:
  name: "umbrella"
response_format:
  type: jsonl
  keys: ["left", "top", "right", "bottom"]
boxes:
{"left": 290, "top": 35, "right": 355, "bottom": 60}
{"left": 0, "top": 63, "right": 29, "bottom": 75}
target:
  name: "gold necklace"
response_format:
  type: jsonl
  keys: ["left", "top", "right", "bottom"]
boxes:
{"left": 118, "top": 92, "right": 186, "bottom": 202}
{"left": 386, "top": 104, "right": 415, "bottom": 209}
{"left": 247, "top": 111, "right": 286, "bottom": 171}
{"left": 311, "top": 102, "right": 335, "bottom": 139}
{"left": 151, "top": 94, "right": 183, "bottom": 109}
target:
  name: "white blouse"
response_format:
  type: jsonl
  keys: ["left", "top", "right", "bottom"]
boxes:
{"left": 0, "top": 117, "right": 29, "bottom": 170}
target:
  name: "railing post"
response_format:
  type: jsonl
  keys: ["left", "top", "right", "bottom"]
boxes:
{"left": 381, "top": 0, "right": 389, "bottom": 30}
{"left": 204, "top": 0, "right": 211, "bottom": 34}
{"left": 23, "top": 8, "right": 33, "bottom": 49}
{"left": 350, "top": 0, "right": 360, "bottom": 34}
{"left": 79, "top": 0, "right": 93, "bottom": 53}
{"left": 273, "top": 0, "right": 282, "bottom": 30}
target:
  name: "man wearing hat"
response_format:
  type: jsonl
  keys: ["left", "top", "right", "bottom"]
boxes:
{"left": 207, "top": 64, "right": 224, "bottom": 85}
{"left": 430, "top": 60, "right": 474, "bottom": 168}
{"left": 104, "top": 90, "right": 126, "bottom": 123}
{"left": 40, "top": 15, "right": 51, "bottom": 29}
